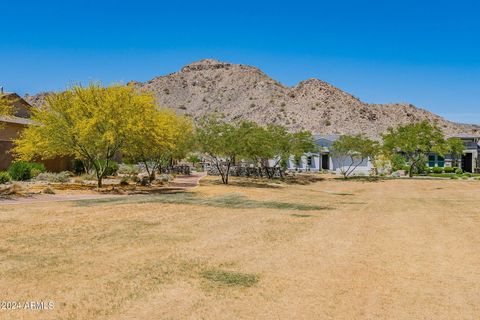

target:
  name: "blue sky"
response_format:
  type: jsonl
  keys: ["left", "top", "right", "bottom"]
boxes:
{"left": 1, "top": 0, "right": 479, "bottom": 124}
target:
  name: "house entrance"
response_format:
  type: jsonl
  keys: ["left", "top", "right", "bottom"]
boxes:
{"left": 462, "top": 153, "right": 473, "bottom": 173}
{"left": 321, "top": 154, "right": 329, "bottom": 170}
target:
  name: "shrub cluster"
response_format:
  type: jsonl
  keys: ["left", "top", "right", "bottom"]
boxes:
{"left": 8, "top": 162, "right": 45, "bottom": 181}
{"left": 0, "top": 172, "right": 11, "bottom": 184}
{"left": 444, "top": 167, "right": 455, "bottom": 173}
{"left": 35, "top": 171, "right": 71, "bottom": 183}
{"left": 432, "top": 167, "right": 443, "bottom": 174}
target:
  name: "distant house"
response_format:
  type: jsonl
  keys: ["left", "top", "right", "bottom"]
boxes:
{"left": 0, "top": 89, "right": 72, "bottom": 171}
{"left": 285, "top": 135, "right": 373, "bottom": 175}
{"left": 428, "top": 134, "right": 480, "bottom": 173}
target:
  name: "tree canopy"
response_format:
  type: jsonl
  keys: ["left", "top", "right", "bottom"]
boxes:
{"left": 382, "top": 121, "right": 447, "bottom": 177}
{"left": 124, "top": 109, "right": 193, "bottom": 182}
{"left": 331, "top": 134, "right": 380, "bottom": 178}
{"left": 0, "top": 95, "right": 13, "bottom": 126}
{"left": 446, "top": 137, "right": 465, "bottom": 167}
{"left": 195, "top": 116, "right": 243, "bottom": 184}
{"left": 14, "top": 83, "right": 158, "bottom": 187}
{"left": 195, "top": 117, "right": 315, "bottom": 183}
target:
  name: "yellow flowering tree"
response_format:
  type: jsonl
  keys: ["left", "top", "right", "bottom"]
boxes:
{"left": 14, "top": 83, "right": 157, "bottom": 187}
{"left": 124, "top": 109, "right": 193, "bottom": 182}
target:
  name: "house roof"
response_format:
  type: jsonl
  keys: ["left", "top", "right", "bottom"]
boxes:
{"left": 313, "top": 134, "right": 341, "bottom": 142}
{"left": 446, "top": 133, "right": 480, "bottom": 139}
{"left": 0, "top": 116, "right": 34, "bottom": 125}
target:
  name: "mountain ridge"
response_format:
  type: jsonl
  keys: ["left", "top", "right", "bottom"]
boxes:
{"left": 25, "top": 59, "right": 480, "bottom": 138}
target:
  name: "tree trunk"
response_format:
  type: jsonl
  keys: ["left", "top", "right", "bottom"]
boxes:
{"left": 149, "top": 171, "right": 156, "bottom": 182}
{"left": 97, "top": 177, "right": 103, "bottom": 188}
{"left": 409, "top": 165, "right": 414, "bottom": 177}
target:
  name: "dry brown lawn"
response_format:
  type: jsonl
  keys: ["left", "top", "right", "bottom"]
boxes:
{"left": 1, "top": 175, "right": 480, "bottom": 319}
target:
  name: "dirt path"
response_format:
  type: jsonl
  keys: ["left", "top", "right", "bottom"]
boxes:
{"left": 0, "top": 172, "right": 206, "bottom": 205}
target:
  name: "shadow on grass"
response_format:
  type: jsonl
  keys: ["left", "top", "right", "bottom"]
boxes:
{"left": 283, "top": 175, "right": 325, "bottom": 185}
{"left": 206, "top": 179, "right": 283, "bottom": 189}
{"left": 74, "top": 192, "right": 329, "bottom": 211}
{"left": 291, "top": 213, "right": 313, "bottom": 218}
{"left": 333, "top": 176, "right": 388, "bottom": 183}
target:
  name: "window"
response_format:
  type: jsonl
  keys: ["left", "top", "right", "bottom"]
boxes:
{"left": 307, "top": 156, "right": 313, "bottom": 167}
{"left": 428, "top": 155, "right": 435, "bottom": 167}
{"left": 437, "top": 156, "right": 445, "bottom": 167}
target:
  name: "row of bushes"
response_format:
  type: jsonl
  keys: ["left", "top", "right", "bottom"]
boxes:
{"left": 0, "top": 162, "right": 47, "bottom": 184}
{"left": 0, "top": 160, "right": 122, "bottom": 184}
{"left": 429, "top": 167, "right": 463, "bottom": 174}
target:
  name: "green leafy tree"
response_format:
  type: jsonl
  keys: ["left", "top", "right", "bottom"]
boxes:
{"left": 331, "top": 134, "right": 380, "bottom": 178}
{"left": 382, "top": 121, "right": 447, "bottom": 177}
{"left": 237, "top": 121, "right": 273, "bottom": 177}
{"left": 446, "top": 137, "right": 465, "bottom": 168}
{"left": 195, "top": 116, "right": 243, "bottom": 184}
{"left": 263, "top": 125, "right": 316, "bottom": 178}
{"left": 187, "top": 154, "right": 202, "bottom": 167}
{"left": 14, "top": 83, "right": 157, "bottom": 187}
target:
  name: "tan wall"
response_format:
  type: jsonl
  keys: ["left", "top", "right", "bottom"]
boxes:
{"left": 0, "top": 122, "right": 25, "bottom": 142}
{"left": 0, "top": 121, "right": 72, "bottom": 172}
{"left": 0, "top": 141, "right": 15, "bottom": 170}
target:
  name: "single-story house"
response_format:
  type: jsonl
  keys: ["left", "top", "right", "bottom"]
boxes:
{"left": 0, "top": 90, "right": 72, "bottom": 172}
{"left": 428, "top": 134, "right": 480, "bottom": 173}
{"left": 285, "top": 134, "right": 373, "bottom": 175}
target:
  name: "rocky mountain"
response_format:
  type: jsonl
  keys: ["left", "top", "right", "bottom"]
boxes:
{"left": 25, "top": 59, "right": 479, "bottom": 138}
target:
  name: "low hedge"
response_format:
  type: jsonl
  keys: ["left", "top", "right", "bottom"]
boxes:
{"left": 444, "top": 167, "right": 455, "bottom": 173}
{"left": 8, "top": 162, "right": 46, "bottom": 181}
{"left": 432, "top": 167, "right": 443, "bottom": 174}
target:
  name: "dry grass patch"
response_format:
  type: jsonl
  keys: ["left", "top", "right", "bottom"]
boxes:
{"left": 2, "top": 177, "right": 480, "bottom": 319}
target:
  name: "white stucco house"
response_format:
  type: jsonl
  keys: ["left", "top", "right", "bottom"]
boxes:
{"left": 285, "top": 135, "right": 373, "bottom": 176}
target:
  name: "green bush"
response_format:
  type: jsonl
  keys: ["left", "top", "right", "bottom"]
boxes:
{"left": 94, "top": 160, "right": 119, "bottom": 177}
{"left": 8, "top": 161, "right": 45, "bottom": 181}
{"left": 73, "top": 159, "right": 86, "bottom": 175}
{"left": 432, "top": 167, "right": 443, "bottom": 174}
{"left": 444, "top": 167, "right": 455, "bottom": 173}
{"left": 0, "top": 172, "right": 11, "bottom": 184}
{"left": 391, "top": 154, "right": 407, "bottom": 171}
{"left": 455, "top": 168, "right": 463, "bottom": 175}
